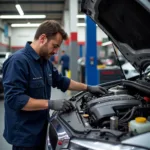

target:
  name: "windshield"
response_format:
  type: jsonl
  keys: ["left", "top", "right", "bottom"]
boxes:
{"left": 0, "top": 54, "right": 6, "bottom": 58}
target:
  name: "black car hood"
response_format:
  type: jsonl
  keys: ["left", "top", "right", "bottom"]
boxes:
{"left": 81, "top": 0, "right": 150, "bottom": 73}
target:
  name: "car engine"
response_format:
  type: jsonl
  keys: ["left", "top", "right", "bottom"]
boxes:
{"left": 68, "top": 78, "right": 150, "bottom": 136}
{"left": 50, "top": 78, "right": 150, "bottom": 147}
{"left": 80, "top": 85, "right": 142, "bottom": 132}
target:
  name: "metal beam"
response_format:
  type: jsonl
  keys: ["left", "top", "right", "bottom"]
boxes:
{"left": 64, "top": 0, "right": 69, "bottom": 10}
{"left": 85, "top": 16, "right": 98, "bottom": 85}
{"left": 64, "top": 0, "right": 81, "bottom": 10}
{"left": 0, "top": 1, "right": 64, "bottom": 4}
{"left": 0, "top": 11, "right": 63, "bottom": 15}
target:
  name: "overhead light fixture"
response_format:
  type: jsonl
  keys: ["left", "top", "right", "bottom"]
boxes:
{"left": 77, "top": 23, "right": 86, "bottom": 27}
{"left": 15, "top": 4, "right": 24, "bottom": 16}
{"left": 77, "top": 23, "right": 98, "bottom": 27}
{"left": 76, "top": 14, "right": 86, "bottom": 19}
{"left": 11, "top": 23, "right": 40, "bottom": 27}
{"left": 0, "top": 15, "right": 46, "bottom": 19}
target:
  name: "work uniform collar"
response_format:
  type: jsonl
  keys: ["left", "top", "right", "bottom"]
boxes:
{"left": 25, "top": 41, "right": 40, "bottom": 61}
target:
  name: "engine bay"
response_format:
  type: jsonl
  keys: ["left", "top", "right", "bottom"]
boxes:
{"left": 58, "top": 77, "right": 150, "bottom": 142}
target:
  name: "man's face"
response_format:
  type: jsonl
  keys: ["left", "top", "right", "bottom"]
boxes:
{"left": 39, "top": 32, "right": 63, "bottom": 59}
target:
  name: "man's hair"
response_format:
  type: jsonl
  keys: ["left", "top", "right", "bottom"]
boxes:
{"left": 34, "top": 20, "right": 68, "bottom": 40}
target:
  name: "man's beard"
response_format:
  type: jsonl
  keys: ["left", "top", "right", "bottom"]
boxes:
{"left": 39, "top": 44, "right": 54, "bottom": 60}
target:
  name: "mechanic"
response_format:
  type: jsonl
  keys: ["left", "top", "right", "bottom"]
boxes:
{"left": 60, "top": 50, "right": 70, "bottom": 76}
{"left": 2, "top": 20, "right": 107, "bottom": 150}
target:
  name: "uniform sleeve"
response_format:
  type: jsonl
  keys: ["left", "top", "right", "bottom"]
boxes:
{"left": 51, "top": 65, "right": 70, "bottom": 92}
{"left": 2, "top": 56, "right": 30, "bottom": 111}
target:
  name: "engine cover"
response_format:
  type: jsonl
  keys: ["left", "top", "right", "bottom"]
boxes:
{"left": 87, "top": 94, "right": 141, "bottom": 125}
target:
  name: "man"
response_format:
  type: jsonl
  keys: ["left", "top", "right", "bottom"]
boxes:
{"left": 50, "top": 54, "right": 59, "bottom": 68}
{"left": 2, "top": 20, "right": 107, "bottom": 150}
{"left": 60, "top": 50, "right": 70, "bottom": 76}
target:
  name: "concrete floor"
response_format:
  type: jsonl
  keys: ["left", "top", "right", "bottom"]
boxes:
{"left": 0, "top": 88, "right": 69, "bottom": 150}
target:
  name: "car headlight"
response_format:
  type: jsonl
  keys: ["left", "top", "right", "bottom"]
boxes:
{"left": 69, "top": 139, "right": 146, "bottom": 150}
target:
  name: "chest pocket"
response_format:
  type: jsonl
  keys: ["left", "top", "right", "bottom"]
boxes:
{"left": 29, "top": 80, "right": 44, "bottom": 88}
{"left": 29, "top": 80, "right": 45, "bottom": 98}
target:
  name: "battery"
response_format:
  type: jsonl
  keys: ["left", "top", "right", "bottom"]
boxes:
{"left": 110, "top": 116, "right": 118, "bottom": 130}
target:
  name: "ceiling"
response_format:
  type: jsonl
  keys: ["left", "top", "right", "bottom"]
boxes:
{"left": 0, "top": 0, "right": 83, "bottom": 25}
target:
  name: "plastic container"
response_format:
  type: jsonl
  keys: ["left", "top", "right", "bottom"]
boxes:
{"left": 129, "top": 117, "right": 150, "bottom": 134}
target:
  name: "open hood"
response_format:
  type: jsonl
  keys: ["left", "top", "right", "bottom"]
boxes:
{"left": 81, "top": 0, "right": 150, "bottom": 73}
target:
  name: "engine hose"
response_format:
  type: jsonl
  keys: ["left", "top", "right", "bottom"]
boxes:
{"left": 101, "top": 121, "right": 110, "bottom": 127}
{"left": 119, "top": 109, "right": 132, "bottom": 121}
{"left": 119, "top": 106, "right": 138, "bottom": 123}
{"left": 122, "top": 80, "right": 150, "bottom": 97}
{"left": 123, "top": 80, "right": 150, "bottom": 90}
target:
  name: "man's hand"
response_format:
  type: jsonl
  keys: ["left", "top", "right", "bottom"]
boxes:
{"left": 87, "top": 85, "right": 107, "bottom": 95}
{"left": 49, "top": 99, "right": 74, "bottom": 112}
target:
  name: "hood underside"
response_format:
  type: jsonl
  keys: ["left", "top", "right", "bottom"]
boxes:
{"left": 81, "top": 0, "right": 150, "bottom": 72}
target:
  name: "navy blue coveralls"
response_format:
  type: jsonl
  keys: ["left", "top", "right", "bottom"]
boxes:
{"left": 60, "top": 54, "right": 70, "bottom": 76}
{"left": 2, "top": 42, "right": 70, "bottom": 148}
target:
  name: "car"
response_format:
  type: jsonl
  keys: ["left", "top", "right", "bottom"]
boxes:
{"left": 122, "top": 62, "right": 150, "bottom": 79}
{"left": 0, "top": 52, "right": 12, "bottom": 93}
{"left": 47, "top": 0, "right": 150, "bottom": 150}
{"left": 122, "top": 62, "right": 139, "bottom": 79}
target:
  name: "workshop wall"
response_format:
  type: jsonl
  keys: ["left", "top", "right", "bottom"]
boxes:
{"left": 11, "top": 27, "right": 36, "bottom": 51}
{"left": 78, "top": 26, "right": 108, "bottom": 42}
{"left": 10, "top": 26, "right": 108, "bottom": 53}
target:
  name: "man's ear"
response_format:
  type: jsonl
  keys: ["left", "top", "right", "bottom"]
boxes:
{"left": 39, "top": 34, "right": 47, "bottom": 44}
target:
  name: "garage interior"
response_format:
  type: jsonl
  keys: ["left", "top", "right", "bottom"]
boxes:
{"left": 1, "top": 0, "right": 149, "bottom": 150}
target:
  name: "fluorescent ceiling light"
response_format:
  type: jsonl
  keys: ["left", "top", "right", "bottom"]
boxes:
{"left": 102, "top": 41, "right": 112, "bottom": 46}
{"left": 77, "top": 23, "right": 98, "bottom": 27}
{"left": 76, "top": 14, "right": 86, "bottom": 19}
{"left": 15, "top": 4, "right": 24, "bottom": 16}
{"left": 0, "top": 15, "right": 46, "bottom": 19}
{"left": 77, "top": 23, "right": 86, "bottom": 27}
{"left": 11, "top": 23, "right": 40, "bottom": 27}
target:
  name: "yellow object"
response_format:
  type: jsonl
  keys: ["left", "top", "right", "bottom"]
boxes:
{"left": 135, "top": 117, "right": 147, "bottom": 123}
{"left": 83, "top": 114, "right": 89, "bottom": 118}
{"left": 66, "top": 70, "right": 71, "bottom": 97}
{"left": 97, "top": 64, "right": 106, "bottom": 69}
{"left": 66, "top": 70, "right": 71, "bottom": 78}
{"left": 129, "top": 117, "right": 150, "bottom": 135}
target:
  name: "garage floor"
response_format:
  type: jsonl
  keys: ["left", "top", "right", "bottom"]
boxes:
{"left": 0, "top": 88, "right": 69, "bottom": 150}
